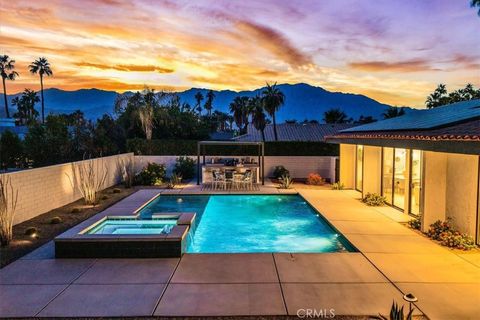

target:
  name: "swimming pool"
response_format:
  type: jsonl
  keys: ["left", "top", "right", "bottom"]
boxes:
{"left": 140, "top": 194, "right": 355, "bottom": 253}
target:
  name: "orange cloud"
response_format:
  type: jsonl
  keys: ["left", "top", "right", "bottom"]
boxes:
{"left": 349, "top": 59, "right": 435, "bottom": 72}
{"left": 75, "top": 62, "right": 174, "bottom": 73}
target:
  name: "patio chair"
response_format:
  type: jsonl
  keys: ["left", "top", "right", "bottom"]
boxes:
{"left": 239, "top": 170, "right": 253, "bottom": 191}
{"left": 212, "top": 170, "right": 226, "bottom": 190}
{"left": 224, "top": 170, "right": 234, "bottom": 190}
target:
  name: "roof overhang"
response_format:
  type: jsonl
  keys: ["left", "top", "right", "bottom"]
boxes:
{"left": 326, "top": 137, "right": 480, "bottom": 155}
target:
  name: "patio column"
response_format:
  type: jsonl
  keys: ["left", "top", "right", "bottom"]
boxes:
{"left": 197, "top": 142, "right": 201, "bottom": 185}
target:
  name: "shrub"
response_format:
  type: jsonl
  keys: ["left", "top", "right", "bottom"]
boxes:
{"left": 279, "top": 175, "right": 294, "bottom": 189}
{"left": 167, "top": 173, "right": 182, "bottom": 189}
{"left": 331, "top": 182, "right": 345, "bottom": 190}
{"left": 306, "top": 173, "right": 325, "bottom": 185}
{"left": 427, "top": 219, "right": 453, "bottom": 240}
{"left": 135, "top": 162, "right": 166, "bottom": 186}
{"left": 117, "top": 158, "right": 135, "bottom": 188}
{"left": 362, "top": 193, "right": 386, "bottom": 206}
{"left": 174, "top": 156, "right": 195, "bottom": 180}
{"left": 440, "top": 232, "right": 476, "bottom": 250}
{"left": 50, "top": 216, "right": 62, "bottom": 224}
{"left": 25, "top": 227, "right": 38, "bottom": 236}
{"left": 273, "top": 166, "right": 289, "bottom": 179}
{"left": 408, "top": 215, "right": 421, "bottom": 230}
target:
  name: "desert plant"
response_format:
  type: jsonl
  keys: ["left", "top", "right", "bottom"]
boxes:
{"left": 376, "top": 301, "right": 414, "bottom": 320}
{"left": 50, "top": 216, "right": 62, "bottom": 224}
{"left": 331, "top": 182, "right": 345, "bottom": 190}
{"left": 273, "top": 165, "right": 289, "bottom": 179}
{"left": 174, "top": 156, "right": 195, "bottom": 180}
{"left": 306, "top": 173, "right": 325, "bottom": 185}
{"left": 0, "top": 175, "right": 18, "bottom": 246}
{"left": 117, "top": 157, "right": 135, "bottom": 188}
{"left": 408, "top": 215, "right": 422, "bottom": 230}
{"left": 67, "top": 157, "right": 108, "bottom": 205}
{"left": 134, "top": 162, "right": 166, "bottom": 186}
{"left": 167, "top": 173, "right": 182, "bottom": 189}
{"left": 279, "top": 175, "right": 294, "bottom": 189}
{"left": 362, "top": 193, "right": 386, "bottom": 206}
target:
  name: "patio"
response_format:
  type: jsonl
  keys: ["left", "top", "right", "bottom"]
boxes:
{"left": 0, "top": 186, "right": 479, "bottom": 319}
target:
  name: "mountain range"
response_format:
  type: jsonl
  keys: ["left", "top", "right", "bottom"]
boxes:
{"left": 0, "top": 83, "right": 409, "bottom": 122}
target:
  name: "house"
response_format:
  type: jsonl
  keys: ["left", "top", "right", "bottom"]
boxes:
{"left": 234, "top": 122, "right": 354, "bottom": 142}
{"left": 326, "top": 99, "right": 480, "bottom": 243}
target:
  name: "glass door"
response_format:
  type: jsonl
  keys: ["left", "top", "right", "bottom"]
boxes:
{"left": 393, "top": 148, "right": 407, "bottom": 209}
{"left": 382, "top": 148, "right": 394, "bottom": 205}
{"left": 409, "top": 150, "right": 422, "bottom": 216}
{"left": 355, "top": 145, "right": 364, "bottom": 191}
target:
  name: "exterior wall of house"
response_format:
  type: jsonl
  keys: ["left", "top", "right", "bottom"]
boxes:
{"left": 422, "top": 151, "right": 447, "bottom": 230}
{"left": 4, "top": 153, "right": 134, "bottom": 225}
{"left": 135, "top": 155, "right": 338, "bottom": 181}
{"left": 363, "top": 146, "right": 382, "bottom": 195}
{"left": 339, "top": 144, "right": 355, "bottom": 188}
{"left": 445, "top": 153, "right": 479, "bottom": 236}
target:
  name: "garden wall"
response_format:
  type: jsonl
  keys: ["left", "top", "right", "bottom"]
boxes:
{"left": 4, "top": 153, "right": 134, "bottom": 225}
{"left": 134, "top": 155, "right": 337, "bottom": 181}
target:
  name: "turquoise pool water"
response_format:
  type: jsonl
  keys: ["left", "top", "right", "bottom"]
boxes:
{"left": 86, "top": 218, "right": 177, "bottom": 235}
{"left": 140, "top": 194, "right": 355, "bottom": 253}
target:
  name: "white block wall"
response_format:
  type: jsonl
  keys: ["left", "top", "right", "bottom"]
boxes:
{"left": 3, "top": 153, "right": 134, "bottom": 225}
{"left": 135, "top": 155, "right": 337, "bottom": 181}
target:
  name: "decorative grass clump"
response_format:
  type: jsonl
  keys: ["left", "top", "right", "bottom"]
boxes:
{"left": 50, "top": 216, "right": 62, "bottom": 224}
{"left": 331, "top": 182, "right": 345, "bottom": 190}
{"left": 24, "top": 227, "right": 38, "bottom": 236}
{"left": 279, "top": 175, "right": 294, "bottom": 189}
{"left": 362, "top": 193, "right": 386, "bottom": 206}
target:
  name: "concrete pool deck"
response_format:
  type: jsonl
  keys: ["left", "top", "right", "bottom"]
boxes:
{"left": 0, "top": 185, "right": 479, "bottom": 319}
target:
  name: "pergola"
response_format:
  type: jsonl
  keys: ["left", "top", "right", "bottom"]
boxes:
{"left": 196, "top": 141, "right": 265, "bottom": 185}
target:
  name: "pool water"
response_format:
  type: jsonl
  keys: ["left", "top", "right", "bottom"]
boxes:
{"left": 86, "top": 218, "right": 177, "bottom": 235}
{"left": 141, "top": 194, "right": 355, "bottom": 253}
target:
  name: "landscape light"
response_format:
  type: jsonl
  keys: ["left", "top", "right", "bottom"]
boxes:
{"left": 403, "top": 293, "right": 418, "bottom": 313}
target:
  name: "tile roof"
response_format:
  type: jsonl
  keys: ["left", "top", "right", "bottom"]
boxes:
{"left": 327, "top": 119, "right": 480, "bottom": 142}
{"left": 341, "top": 99, "right": 480, "bottom": 132}
{"left": 234, "top": 123, "right": 355, "bottom": 142}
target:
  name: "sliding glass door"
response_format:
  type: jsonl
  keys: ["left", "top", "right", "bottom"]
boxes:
{"left": 355, "top": 145, "right": 364, "bottom": 191}
{"left": 393, "top": 148, "right": 407, "bottom": 209}
{"left": 382, "top": 148, "right": 394, "bottom": 204}
{"left": 409, "top": 150, "right": 422, "bottom": 216}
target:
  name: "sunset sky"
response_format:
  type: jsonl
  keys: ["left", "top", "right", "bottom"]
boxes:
{"left": 1, "top": 0, "right": 479, "bottom": 107}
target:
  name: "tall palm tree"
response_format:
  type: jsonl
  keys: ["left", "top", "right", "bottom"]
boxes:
{"left": 194, "top": 91, "right": 204, "bottom": 115}
{"left": 323, "top": 108, "right": 351, "bottom": 124}
{"left": 250, "top": 96, "right": 267, "bottom": 141}
{"left": 0, "top": 55, "right": 19, "bottom": 118}
{"left": 382, "top": 106, "right": 405, "bottom": 119}
{"left": 29, "top": 57, "right": 52, "bottom": 123}
{"left": 471, "top": 0, "right": 480, "bottom": 15}
{"left": 262, "top": 82, "right": 285, "bottom": 141}
{"left": 229, "top": 96, "right": 249, "bottom": 133}
{"left": 204, "top": 90, "right": 215, "bottom": 117}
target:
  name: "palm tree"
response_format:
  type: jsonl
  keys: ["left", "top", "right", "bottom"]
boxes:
{"left": 471, "top": 0, "right": 480, "bottom": 15}
{"left": 323, "top": 108, "right": 351, "bottom": 124}
{"left": 262, "top": 82, "right": 285, "bottom": 141}
{"left": 250, "top": 96, "right": 267, "bottom": 141}
{"left": 194, "top": 91, "right": 204, "bottom": 115}
{"left": 204, "top": 90, "right": 215, "bottom": 117}
{"left": 425, "top": 84, "right": 449, "bottom": 109}
{"left": 12, "top": 89, "right": 40, "bottom": 125}
{"left": 229, "top": 96, "right": 249, "bottom": 133}
{"left": 29, "top": 57, "right": 52, "bottom": 123}
{"left": 0, "top": 55, "right": 19, "bottom": 118}
{"left": 382, "top": 106, "right": 405, "bottom": 119}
